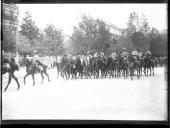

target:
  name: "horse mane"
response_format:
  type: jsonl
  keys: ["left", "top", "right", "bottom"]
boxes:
{"left": 24, "top": 58, "right": 33, "bottom": 67}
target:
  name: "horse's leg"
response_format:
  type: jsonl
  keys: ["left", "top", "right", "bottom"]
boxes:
{"left": 130, "top": 69, "right": 133, "bottom": 80}
{"left": 143, "top": 67, "right": 146, "bottom": 75}
{"left": 11, "top": 73, "right": 21, "bottom": 90}
{"left": 147, "top": 68, "right": 149, "bottom": 76}
{"left": 41, "top": 72, "right": 44, "bottom": 84}
{"left": 123, "top": 70, "right": 125, "bottom": 78}
{"left": 4, "top": 73, "right": 12, "bottom": 92}
{"left": 137, "top": 68, "right": 140, "bottom": 79}
{"left": 31, "top": 74, "right": 35, "bottom": 86}
{"left": 57, "top": 69, "right": 59, "bottom": 79}
{"left": 126, "top": 69, "right": 128, "bottom": 78}
{"left": 44, "top": 71, "right": 50, "bottom": 82}
{"left": 24, "top": 73, "right": 30, "bottom": 85}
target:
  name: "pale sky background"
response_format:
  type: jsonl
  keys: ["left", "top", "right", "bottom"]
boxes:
{"left": 17, "top": 4, "right": 167, "bottom": 36}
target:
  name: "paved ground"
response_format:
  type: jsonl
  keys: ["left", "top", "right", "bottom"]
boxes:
{"left": 2, "top": 67, "right": 168, "bottom": 120}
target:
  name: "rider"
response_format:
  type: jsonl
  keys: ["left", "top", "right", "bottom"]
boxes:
{"left": 32, "top": 50, "right": 43, "bottom": 70}
{"left": 111, "top": 52, "right": 117, "bottom": 60}
{"left": 145, "top": 50, "right": 152, "bottom": 60}
{"left": 132, "top": 50, "right": 140, "bottom": 60}
{"left": 121, "top": 48, "right": 129, "bottom": 61}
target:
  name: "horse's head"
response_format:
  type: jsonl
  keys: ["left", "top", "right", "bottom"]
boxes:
{"left": 22, "top": 58, "right": 33, "bottom": 68}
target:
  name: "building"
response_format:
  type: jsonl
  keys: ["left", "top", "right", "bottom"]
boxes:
{"left": 63, "top": 34, "right": 73, "bottom": 54}
{"left": 108, "top": 24, "right": 122, "bottom": 36}
{"left": 2, "top": 3, "right": 19, "bottom": 33}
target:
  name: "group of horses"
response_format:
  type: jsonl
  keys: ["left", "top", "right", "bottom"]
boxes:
{"left": 2, "top": 52, "right": 167, "bottom": 92}
{"left": 2, "top": 56, "right": 50, "bottom": 92}
{"left": 55, "top": 53, "right": 156, "bottom": 80}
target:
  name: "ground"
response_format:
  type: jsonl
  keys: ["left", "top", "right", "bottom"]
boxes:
{"left": 2, "top": 67, "right": 168, "bottom": 120}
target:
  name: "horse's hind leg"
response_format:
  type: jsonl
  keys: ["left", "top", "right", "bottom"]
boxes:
{"left": 4, "top": 74, "right": 12, "bottom": 92}
{"left": 31, "top": 74, "right": 35, "bottom": 86}
{"left": 44, "top": 71, "right": 50, "bottom": 82}
{"left": 11, "top": 73, "right": 20, "bottom": 90}
{"left": 24, "top": 73, "right": 30, "bottom": 85}
{"left": 41, "top": 72, "right": 44, "bottom": 84}
{"left": 137, "top": 69, "right": 140, "bottom": 79}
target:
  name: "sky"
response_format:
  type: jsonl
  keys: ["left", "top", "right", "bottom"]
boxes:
{"left": 17, "top": 4, "right": 167, "bottom": 36}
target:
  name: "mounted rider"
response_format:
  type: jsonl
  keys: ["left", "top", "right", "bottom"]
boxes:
{"left": 32, "top": 50, "right": 43, "bottom": 70}
{"left": 9, "top": 57, "right": 19, "bottom": 74}
{"left": 121, "top": 50, "right": 129, "bottom": 61}
{"left": 132, "top": 50, "right": 140, "bottom": 61}
{"left": 111, "top": 52, "right": 117, "bottom": 60}
{"left": 145, "top": 50, "right": 152, "bottom": 59}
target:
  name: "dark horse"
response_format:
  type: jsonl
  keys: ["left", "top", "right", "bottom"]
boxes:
{"left": 143, "top": 57, "right": 155, "bottom": 76}
{"left": 2, "top": 57, "right": 20, "bottom": 92}
{"left": 128, "top": 55, "right": 141, "bottom": 80}
{"left": 23, "top": 58, "right": 50, "bottom": 85}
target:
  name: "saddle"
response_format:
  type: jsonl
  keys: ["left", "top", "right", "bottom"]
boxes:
{"left": 33, "top": 61, "right": 43, "bottom": 72}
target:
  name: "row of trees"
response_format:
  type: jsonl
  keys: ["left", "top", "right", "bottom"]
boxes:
{"left": 2, "top": 11, "right": 167, "bottom": 57}
{"left": 2, "top": 12, "right": 65, "bottom": 56}
{"left": 70, "top": 12, "right": 167, "bottom": 56}
{"left": 70, "top": 15, "right": 114, "bottom": 55}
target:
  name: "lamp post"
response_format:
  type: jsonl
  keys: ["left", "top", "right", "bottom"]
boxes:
{"left": 115, "top": 39, "right": 118, "bottom": 54}
{"left": 15, "top": 9, "right": 19, "bottom": 65}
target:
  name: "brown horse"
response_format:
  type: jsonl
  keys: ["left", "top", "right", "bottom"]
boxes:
{"left": 23, "top": 58, "right": 50, "bottom": 86}
{"left": 2, "top": 57, "right": 21, "bottom": 92}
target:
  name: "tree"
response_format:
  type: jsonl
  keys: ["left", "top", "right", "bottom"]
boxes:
{"left": 70, "top": 14, "right": 113, "bottom": 55}
{"left": 2, "top": 30, "right": 16, "bottom": 53}
{"left": 16, "top": 32, "right": 32, "bottom": 53}
{"left": 93, "top": 20, "right": 113, "bottom": 55}
{"left": 43, "top": 24, "right": 64, "bottom": 55}
{"left": 120, "top": 12, "right": 151, "bottom": 52}
{"left": 131, "top": 31, "right": 150, "bottom": 52}
{"left": 149, "top": 27, "right": 167, "bottom": 56}
{"left": 20, "top": 12, "right": 40, "bottom": 45}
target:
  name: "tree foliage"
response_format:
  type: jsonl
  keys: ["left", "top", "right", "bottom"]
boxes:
{"left": 16, "top": 32, "right": 32, "bottom": 53}
{"left": 120, "top": 12, "right": 151, "bottom": 52}
{"left": 70, "top": 14, "right": 113, "bottom": 55}
{"left": 149, "top": 28, "right": 167, "bottom": 56}
{"left": 44, "top": 24, "right": 64, "bottom": 45}
{"left": 43, "top": 24, "right": 65, "bottom": 55}
{"left": 131, "top": 31, "right": 150, "bottom": 52}
{"left": 20, "top": 12, "right": 40, "bottom": 45}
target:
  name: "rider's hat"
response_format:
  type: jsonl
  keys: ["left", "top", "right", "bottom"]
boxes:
{"left": 132, "top": 50, "right": 138, "bottom": 55}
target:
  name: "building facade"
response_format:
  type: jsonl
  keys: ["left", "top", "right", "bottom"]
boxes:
{"left": 2, "top": 3, "right": 19, "bottom": 32}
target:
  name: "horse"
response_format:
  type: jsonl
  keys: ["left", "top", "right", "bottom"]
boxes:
{"left": 75, "top": 57, "right": 84, "bottom": 79}
{"left": 2, "top": 57, "right": 21, "bottom": 92}
{"left": 143, "top": 57, "right": 155, "bottom": 76}
{"left": 128, "top": 55, "right": 141, "bottom": 80}
{"left": 22, "top": 57, "right": 50, "bottom": 86}
{"left": 118, "top": 57, "right": 129, "bottom": 78}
